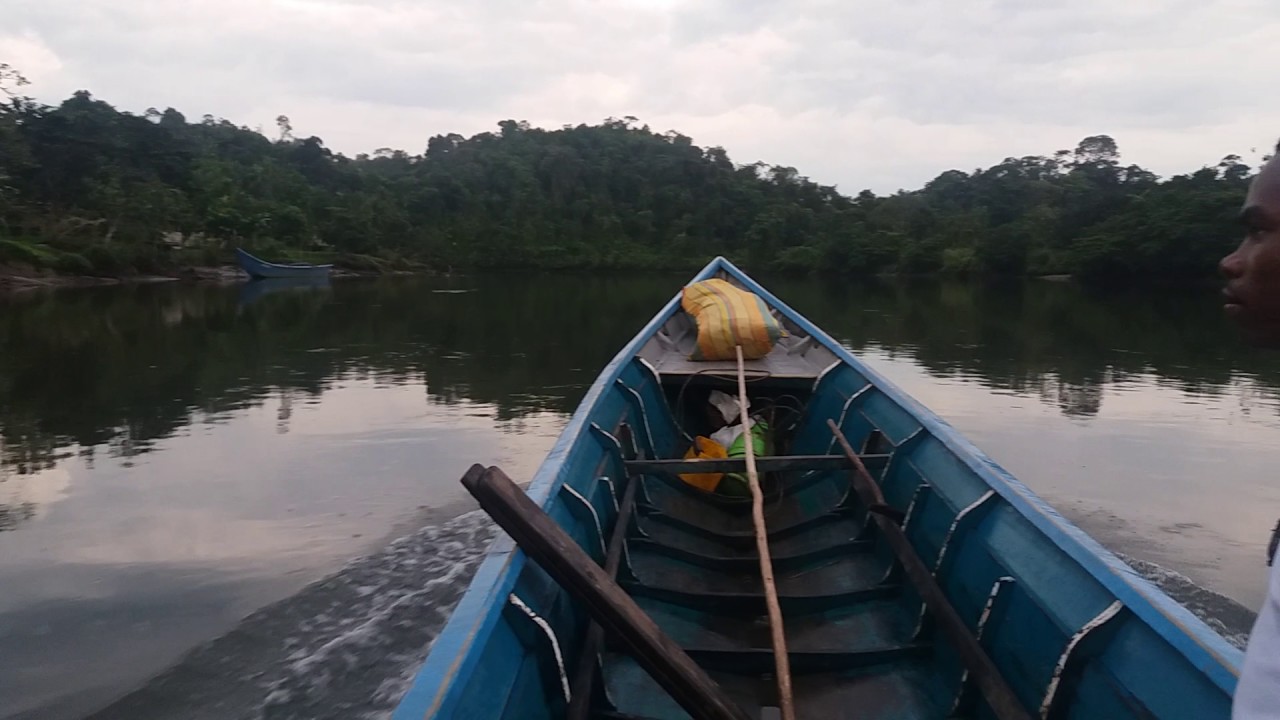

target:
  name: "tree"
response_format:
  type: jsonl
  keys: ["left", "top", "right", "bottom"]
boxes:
{"left": 1218, "top": 155, "right": 1250, "bottom": 183}
{"left": 1073, "top": 135, "right": 1119, "bottom": 166}
{"left": 275, "top": 115, "right": 293, "bottom": 142}
{"left": 0, "top": 80, "right": 1259, "bottom": 281}
{"left": 0, "top": 63, "right": 30, "bottom": 97}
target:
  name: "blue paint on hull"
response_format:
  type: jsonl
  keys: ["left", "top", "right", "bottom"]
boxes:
{"left": 234, "top": 248, "right": 332, "bottom": 280}
{"left": 393, "top": 257, "right": 1242, "bottom": 720}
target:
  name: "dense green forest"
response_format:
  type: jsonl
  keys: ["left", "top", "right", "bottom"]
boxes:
{"left": 0, "top": 63, "right": 1264, "bottom": 281}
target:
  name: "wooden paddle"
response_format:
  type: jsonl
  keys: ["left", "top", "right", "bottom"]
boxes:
{"left": 461, "top": 464, "right": 752, "bottom": 720}
{"left": 735, "top": 345, "right": 796, "bottom": 720}
{"left": 828, "top": 419, "right": 1031, "bottom": 720}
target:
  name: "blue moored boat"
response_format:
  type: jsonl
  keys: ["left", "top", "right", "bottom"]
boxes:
{"left": 394, "top": 257, "right": 1241, "bottom": 720}
{"left": 234, "top": 247, "right": 332, "bottom": 280}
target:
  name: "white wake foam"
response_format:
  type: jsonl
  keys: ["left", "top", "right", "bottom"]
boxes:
{"left": 257, "top": 510, "right": 497, "bottom": 719}
{"left": 1120, "top": 553, "right": 1254, "bottom": 650}
{"left": 87, "top": 509, "right": 497, "bottom": 720}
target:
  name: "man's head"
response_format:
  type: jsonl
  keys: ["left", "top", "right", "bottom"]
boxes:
{"left": 1221, "top": 146, "right": 1280, "bottom": 345}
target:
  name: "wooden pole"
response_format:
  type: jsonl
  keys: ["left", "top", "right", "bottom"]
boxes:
{"left": 735, "top": 346, "right": 796, "bottom": 720}
{"left": 461, "top": 464, "right": 752, "bottom": 720}
{"left": 827, "top": 420, "right": 1032, "bottom": 720}
{"left": 567, "top": 470, "right": 641, "bottom": 720}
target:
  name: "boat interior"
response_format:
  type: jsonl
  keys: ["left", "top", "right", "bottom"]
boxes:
{"left": 408, "top": 267, "right": 1234, "bottom": 720}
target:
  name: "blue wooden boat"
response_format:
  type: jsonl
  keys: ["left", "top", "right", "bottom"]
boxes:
{"left": 394, "top": 257, "right": 1242, "bottom": 719}
{"left": 234, "top": 248, "right": 332, "bottom": 280}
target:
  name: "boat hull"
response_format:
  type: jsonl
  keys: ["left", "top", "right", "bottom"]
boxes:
{"left": 393, "top": 257, "right": 1241, "bottom": 720}
{"left": 234, "top": 248, "right": 332, "bottom": 280}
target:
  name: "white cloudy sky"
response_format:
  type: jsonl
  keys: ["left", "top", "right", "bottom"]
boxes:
{"left": 2, "top": 0, "right": 1278, "bottom": 193}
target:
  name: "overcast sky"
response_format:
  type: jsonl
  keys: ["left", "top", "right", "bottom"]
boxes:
{"left": 3, "top": 0, "right": 1278, "bottom": 194}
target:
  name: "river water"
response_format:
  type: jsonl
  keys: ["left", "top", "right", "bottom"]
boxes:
{"left": 1, "top": 273, "right": 1277, "bottom": 719}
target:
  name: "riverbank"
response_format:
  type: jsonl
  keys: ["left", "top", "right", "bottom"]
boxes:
{"left": 0, "top": 263, "right": 415, "bottom": 293}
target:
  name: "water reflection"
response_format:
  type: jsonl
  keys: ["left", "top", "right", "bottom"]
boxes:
{"left": 0, "top": 274, "right": 679, "bottom": 480}
{"left": 762, "top": 275, "right": 1279, "bottom": 419}
{"left": 0, "top": 502, "right": 34, "bottom": 532}
{"left": 2, "top": 272, "right": 1278, "bottom": 718}
{"left": 237, "top": 276, "right": 331, "bottom": 309}
{"left": 1, "top": 274, "right": 1275, "bottom": 527}
{"left": 0, "top": 381, "right": 571, "bottom": 720}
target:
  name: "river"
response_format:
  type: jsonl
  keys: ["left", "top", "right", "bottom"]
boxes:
{"left": 1, "top": 272, "right": 1276, "bottom": 719}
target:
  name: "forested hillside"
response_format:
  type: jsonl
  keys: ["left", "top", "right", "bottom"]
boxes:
{"left": 0, "top": 64, "right": 1261, "bottom": 281}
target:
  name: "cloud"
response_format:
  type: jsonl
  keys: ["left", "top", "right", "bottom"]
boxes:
{"left": 0, "top": 30, "right": 64, "bottom": 85}
{"left": 3, "top": 0, "right": 1279, "bottom": 192}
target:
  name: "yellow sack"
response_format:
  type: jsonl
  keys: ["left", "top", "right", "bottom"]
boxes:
{"left": 681, "top": 279, "right": 784, "bottom": 361}
{"left": 679, "top": 436, "right": 727, "bottom": 492}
